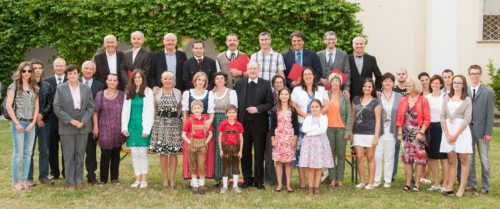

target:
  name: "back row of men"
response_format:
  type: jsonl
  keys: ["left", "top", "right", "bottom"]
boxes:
{"left": 90, "top": 31, "right": 379, "bottom": 99}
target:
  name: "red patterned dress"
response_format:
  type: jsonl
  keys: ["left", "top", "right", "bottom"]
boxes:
{"left": 401, "top": 106, "right": 427, "bottom": 165}
{"left": 272, "top": 111, "right": 296, "bottom": 163}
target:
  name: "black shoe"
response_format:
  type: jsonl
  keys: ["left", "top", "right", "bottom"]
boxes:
{"left": 256, "top": 184, "right": 265, "bottom": 190}
{"left": 241, "top": 181, "right": 253, "bottom": 188}
{"left": 40, "top": 177, "right": 55, "bottom": 185}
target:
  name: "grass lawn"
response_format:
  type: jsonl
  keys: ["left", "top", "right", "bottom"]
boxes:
{"left": 1, "top": 120, "right": 499, "bottom": 209}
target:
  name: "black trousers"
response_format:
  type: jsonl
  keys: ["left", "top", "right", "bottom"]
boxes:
{"left": 241, "top": 120, "right": 267, "bottom": 185}
{"left": 85, "top": 133, "right": 97, "bottom": 181}
{"left": 100, "top": 147, "right": 121, "bottom": 183}
{"left": 48, "top": 119, "right": 64, "bottom": 178}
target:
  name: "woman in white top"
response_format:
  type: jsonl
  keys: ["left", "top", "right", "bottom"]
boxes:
{"left": 211, "top": 72, "right": 237, "bottom": 185}
{"left": 424, "top": 75, "right": 449, "bottom": 191}
{"left": 375, "top": 73, "right": 402, "bottom": 188}
{"left": 121, "top": 69, "right": 155, "bottom": 188}
{"left": 440, "top": 75, "right": 473, "bottom": 197}
{"left": 181, "top": 71, "right": 216, "bottom": 179}
{"left": 290, "top": 67, "right": 328, "bottom": 189}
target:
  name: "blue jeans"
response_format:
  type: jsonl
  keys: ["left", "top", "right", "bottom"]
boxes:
{"left": 11, "top": 121, "right": 36, "bottom": 184}
{"left": 28, "top": 123, "right": 50, "bottom": 180}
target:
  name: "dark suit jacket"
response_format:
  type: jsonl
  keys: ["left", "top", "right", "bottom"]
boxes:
{"left": 348, "top": 53, "right": 382, "bottom": 100}
{"left": 79, "top": 78, "right": 105, "bottom": 99}
{"left": 182, "top": 56, "right": 217, "bottom": 89}
{"left": 234, "top": 78, "right": 273, "bottom": 131}
{"left": 93, "top": 50, "right": 125, "bottom": 90}
{"left": 282, "top": 49, "right": 322, "bottom": 87}
{"left": 44, "top": 75, "right": 68, "bottom": 125}
{"left": 149, "top": 50, "right": 187, "bottom": 90}
{"left": 123, "top": 47, "right": 152, "bottom": 78}
{"left": 317, "top": 49, "right": 351, "bottom": 91}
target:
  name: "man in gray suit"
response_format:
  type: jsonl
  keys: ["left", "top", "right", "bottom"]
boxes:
{"left": 317, "top": 31, "right": 351, "bottom": 99}
{"left": 53, "top": 65, "right": 94, "bottom": 189}
{"left": 467, "top": 64, "right": 495, "bottom": 195}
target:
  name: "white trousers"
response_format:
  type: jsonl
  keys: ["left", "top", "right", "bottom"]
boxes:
{"left": 375, "top": 138, "right": 395, "bottom": 183}
{"left": 130, "top": 147, "right": 148, "bottom": 176}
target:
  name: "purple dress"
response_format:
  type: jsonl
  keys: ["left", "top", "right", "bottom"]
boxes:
{"left": 94, "top": 90, "right": 126, "bottom": 149}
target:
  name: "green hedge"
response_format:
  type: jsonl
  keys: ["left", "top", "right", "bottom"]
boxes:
{"left": 0, "top": 0, "right": 363, "bottom": 92}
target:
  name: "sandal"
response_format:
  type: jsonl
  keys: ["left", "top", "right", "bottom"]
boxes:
{"left": 12, "top": 184, "right": 24, "bottom": 192}
{"left": 413, "top": 186, "right": 420, "bottom": 192}
{"left": 402, "top": 185, "right": 411, "bottom": 192}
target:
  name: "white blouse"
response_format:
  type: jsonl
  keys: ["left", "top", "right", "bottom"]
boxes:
{"left": 181, "top": 89, "right": 215, "bottom": 113}
{"left": 291, "top": 86, "right": 328, "bottom": 123}
{"left": 121, "top": 87, "right": 155, "bottom": 134}
{"left": 301, "top": 115, "right": 328, "bottom": 136}
{"left": 425, "top": 94, "right": 443, "bottom": 123}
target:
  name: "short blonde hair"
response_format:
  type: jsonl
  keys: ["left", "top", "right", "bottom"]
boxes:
{"left": 406, "top": 78, "right": 422, "bottom": 94}
{"left": 190, "top": 100, "right": 204, "bottom": 110}
{"left": 161, "top": 71, "right": 175, "bottom": 84}
{"left": 192, "top": 71, "right": 208, "bottom": 89}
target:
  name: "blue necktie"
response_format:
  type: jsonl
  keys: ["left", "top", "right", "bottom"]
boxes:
{"left": 296, "top": 52, "right": 302, "bottom": 66}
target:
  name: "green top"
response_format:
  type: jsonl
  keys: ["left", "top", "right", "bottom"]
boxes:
{"left": 126, "top": 94, "right": 150, "bottom": 147}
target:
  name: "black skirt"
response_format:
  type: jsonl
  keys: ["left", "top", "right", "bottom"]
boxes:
{"left": 427, "top": 122, "right": 448, "bottom": 159}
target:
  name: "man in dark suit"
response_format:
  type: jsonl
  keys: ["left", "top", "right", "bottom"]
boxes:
{"left": 93, "top": 34, "right": 126, "bottom": 90}
{"left": 348, "top": 36, "right": 382, "bottom": 100}
{"left": 149, "top": 33, "right": 187, "bottom": 92}
{"left": 467, "top": 65, "right": 495, "bottom": 195}
{"left": 234, "top": 62, "right": 273, "bottom": 189}
{"left": 317, "top": 31, "right": 351, "bottom": 99}
{"left": 182, "top": 40, "right": 217, "bottom": 89}
{"left": 123, "top": 31, "right": 152, "bottom": 80}
{"left": 80, "top": 61, "right": 105, "bottom": 185}
{"left": 43, "top": 57, "right": 67, "bottom": 180}
{"left": 282, "top": 31, "right": 322, "bottom": 88}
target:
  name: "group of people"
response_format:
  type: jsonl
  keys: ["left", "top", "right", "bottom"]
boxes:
{"left": 7, "top": 30, "right": 494, "bottom": 198}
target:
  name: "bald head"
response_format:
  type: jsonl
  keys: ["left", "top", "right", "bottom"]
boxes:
{"left": 247, "top": 61, "right": 260, "bottom": 80}
{"left": 396, "top": 68, "right": 408, "bottom": 83}
{"left": 131, "top": 31, "right": 144, "bottom": 49}
{"left": 163, "top": 33, "right": 177, "bottom": 52}
{"left": 53, "top": 57, "right": 67, "bottom": 76}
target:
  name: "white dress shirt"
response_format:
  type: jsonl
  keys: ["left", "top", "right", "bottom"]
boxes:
{"left": 106, "top": 51, "right": 117, "bottom": 74}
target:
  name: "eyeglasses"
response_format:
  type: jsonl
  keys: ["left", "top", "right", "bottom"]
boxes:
{"left": 452, "top": 82, "right": 463, "bottom": 85}
{"left": 469, "top": 73, "right": 481, "bottom": 76}
{"left": 21, "top": 70, "right": 32, "bottom": 73}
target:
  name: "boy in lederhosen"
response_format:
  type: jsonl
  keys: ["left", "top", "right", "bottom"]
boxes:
{"left": 218, "top": 105, "right": 244, "bottom": 194}
{"left": 182, "top": 100, "right": 213, "bottom": 194}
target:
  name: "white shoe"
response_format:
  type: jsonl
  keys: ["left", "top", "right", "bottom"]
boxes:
{"left": 365, "top": 184, "right": 375, "bottom": 190}
{"left": 420, "top": 178, "right": 431, "bottom": 185}
{"left": 427, "top": 185, "right": 441, "bottom": 191}
{"left": 130, "top": 181, "right": 141, "bottom": 188}
{"left": 355, "top": 183, "right": 366, "bottom": 189}
{"left": 383, "top": 182, "right": 391, "bottom": 188}
{"left": 139, "top": 181, "right": 147, "bottom": 189}
{"left": 374, "top": 181, "right": 381, "bottom": 188}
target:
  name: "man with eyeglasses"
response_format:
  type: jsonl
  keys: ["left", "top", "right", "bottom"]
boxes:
{"left": 466, "top": 65, "right": 494, "bottom": 195}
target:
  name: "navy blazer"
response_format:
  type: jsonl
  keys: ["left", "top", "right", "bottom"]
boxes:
{"left": 44, "top": 75, "right": 68, "bottom": 123}
{"left": 182, "top": 56, "right": 217, "bottom": 89}
{"left": 282, "top": 49, "right": 322, "bottom": 87}
{"left": 149, "top": 50, "right": 187, "bottom": 90}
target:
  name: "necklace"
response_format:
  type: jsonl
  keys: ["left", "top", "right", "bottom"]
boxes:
{"left": 105, "top": 89, "right": 118, "bottom": 99}
{"left": 382, "top": 91, "right": 393, "bottom": 101}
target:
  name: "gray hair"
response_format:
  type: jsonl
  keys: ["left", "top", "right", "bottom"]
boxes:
{"left": 323, "top": 31, "right": 337, "bottom": 39}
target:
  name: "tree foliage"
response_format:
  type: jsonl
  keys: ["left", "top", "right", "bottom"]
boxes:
{"left": 486, "top": 59, "right": 500, "bottom": 112}
{"left": 0, "top": 0, "right": 363, "bottom": 91}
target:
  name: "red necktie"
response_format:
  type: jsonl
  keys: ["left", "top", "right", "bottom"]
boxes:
{"left": 197, "top": 58, "right": 203, "bottom": 69}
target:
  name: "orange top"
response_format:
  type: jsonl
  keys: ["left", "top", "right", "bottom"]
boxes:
{"left": 327, "top": 97, "right": 345, "bottom": 128}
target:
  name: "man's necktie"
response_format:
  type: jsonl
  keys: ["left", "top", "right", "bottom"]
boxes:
{"left": 197, "top": 58, "right": 203, "bottom": 70}
{"left": 57, "top": 77, "right": 62, "bottom": 86}
{"left": 230, "top": 53, "right": 236, "bottom": 61}
{"left": 85, "top": 81, "right": 90, "bottom": 86}
{"left": 296, "top": 52, "right": 302, "bottom": 66}
{"left": 473, "top": 89, "right": 476, "bottom": 100}
{"left": 328, "top": 53, "right": 333, "bottom": 66}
